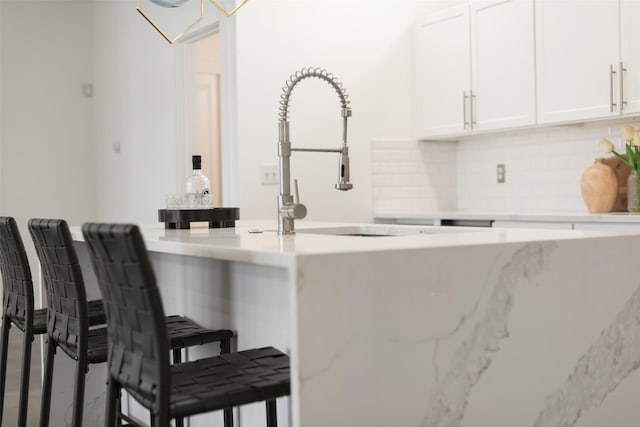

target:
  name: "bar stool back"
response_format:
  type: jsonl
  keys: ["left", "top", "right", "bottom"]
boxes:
{"left": 28, "top": 218, "right": 109, "bottom": 427}
{"left": 0, "top": 217, "right": 47, "bottom": 427}
{"left": 82, "top": 223, "right": 290, "bottom": 427}
{"left": 32, "top": 219, "right": 236, "bottom": 427}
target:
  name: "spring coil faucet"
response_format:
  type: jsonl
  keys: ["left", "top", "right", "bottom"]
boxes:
{"left": 277, "top": 67, "right": 353, "bottom": 234}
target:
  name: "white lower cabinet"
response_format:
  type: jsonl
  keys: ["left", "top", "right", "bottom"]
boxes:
{"left": 572, "top": 222, "right": 640, "bottom": 232}
{"left": 493, "top": 220, "right": 640, "bottom": 232}
{"left": 492, "top": 220, "right": 573, "bottom": 230}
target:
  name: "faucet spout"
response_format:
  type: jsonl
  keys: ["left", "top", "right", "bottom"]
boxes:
{"left": 277, "top": 67, "right": 354, "bottom": 234}
{"left": 336, "top": 148, "right": 353, "bottom": 191}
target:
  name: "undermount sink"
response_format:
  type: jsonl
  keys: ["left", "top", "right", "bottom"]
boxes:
{"left": 296, "top": 224, "right": 486, "bottom": 237}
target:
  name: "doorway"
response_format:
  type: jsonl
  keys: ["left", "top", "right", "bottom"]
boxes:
{"left": 175, "top": 19, "right": 238, "bottom": 209}
{"left": 184, "top": 31, "right": 223, "bottom": 206}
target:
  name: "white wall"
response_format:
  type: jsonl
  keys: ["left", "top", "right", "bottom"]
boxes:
{"left": 0, "top": 0, "right": 98, "bottom": 294}
{"left": 234, "top": 0, "right": 447, "bottom": 223}
{"left": 91, "top": 1, "right": 179, "bottom": 223}
{"left": 87, "top": 0, "right": 450, "bottom": 225}
{"left": 0, "top": 1, "right": 96, "bottom": 250}
{"left": 0, "top": 0, "right": 459, "bottom": 230}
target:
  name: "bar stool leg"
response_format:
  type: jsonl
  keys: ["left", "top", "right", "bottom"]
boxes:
{"left": 221, "top": 338, "right": 233, "bottom": 427}
{"left": 171, "top": 349, "right": 185, "bottom": 427}
{"left": 17, "top": 319, "right": 33, "bottom": 427}
{"left": 39, "top": 339, "right": 56, "bottom": 427}
{"left": 0, "top": 316, "right": 11, "bottom": 425}
{"left": 105, "top": 380, "right": 120, "bottom": 427}
{"left": 151, "top": 412, "right": 169, "bottom": 427}
{"left": 266, "top": 400, "right": 277, "bottom": 427}
{"left": 72, "top": 352, "right": 88, "bottom": 427}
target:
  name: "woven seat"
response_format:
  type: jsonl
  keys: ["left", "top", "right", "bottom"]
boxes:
{"left": 166, "top": 315, "right": 233, "bottom": 349}
{"left": 82, "top": 223, "right": 291, "bottom": 427}
{"left": 169, "top": 347, "right": 289, "bottom": 418}
{"left": 27, "top": 300, "right": 106, "bottom": 337}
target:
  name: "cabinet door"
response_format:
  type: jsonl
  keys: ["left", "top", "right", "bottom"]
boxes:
{"left": 414, "top": 5, "right": 470, "bottom": 139}
{"left": 536, "top": 0, "right": 619, "bottom": 124}
{"left": 620, "top": 0, "right": 640, "bottom": 115}
{"left": 471, "top": 0, "right": 536, "bottom": 131}
{"left": 492, "top": 220, "right": 573, "bottom": 230}
{"left": 573, "top": 222, "right": 640, "bottom": 231}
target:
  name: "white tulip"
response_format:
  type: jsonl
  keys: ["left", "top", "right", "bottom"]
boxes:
{"left": 622, "top": 125, "right": 636, "bottom": 142}
{"left": 633, "top": 130, "right": 640, "bottom": 147}
{"left": 597, "top": 138, "right": 615, "bottom": 153}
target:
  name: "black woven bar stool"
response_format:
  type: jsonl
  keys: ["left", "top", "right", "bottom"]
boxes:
{"left": 0, "top": 217, "right": 106, "bottom": 427}
{"left": 28, "top": 219, "right": 111, "bottom": 427}
{"left": 30, "top": 219, "right": 235, "bottom": 427}
{"left": 0, "top": 216, "right": 47, "bottom": 427}
{"left": 82, "top": 223, "right": 290, "bottom": 427}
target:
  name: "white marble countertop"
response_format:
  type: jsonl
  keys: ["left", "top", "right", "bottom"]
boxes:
{"left": 375, "top": 211, "right": 640, "bottom": 224}
{"left": 70, "top": 219, "right": 629, "bottom": 268}
{"left": 68, "top": 219, "right": 640, "bottom": 426}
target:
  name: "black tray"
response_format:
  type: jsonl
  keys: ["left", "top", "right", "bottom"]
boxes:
{"left": 158, "top": 208, "right": 240, "bottom": 229}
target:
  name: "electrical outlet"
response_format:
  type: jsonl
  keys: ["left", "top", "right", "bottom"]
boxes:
{"left": 260, "top": 164, "right": 279, "bottom": 185}
{"left": 497, "top": 164, "right": 506, "bottom": 184}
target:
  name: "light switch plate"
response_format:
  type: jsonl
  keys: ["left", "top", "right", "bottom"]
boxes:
{"left": 497, "top": 164, "right": 506, "bottom": 184}
{"left": 261, "top": 164, "right": 279, "bottom": 185}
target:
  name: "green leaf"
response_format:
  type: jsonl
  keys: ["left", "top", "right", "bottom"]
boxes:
{"left": 626, "top": 144, "right": 637, "bottom": 170}
{"left": 613, "top": 151, "right": 631, "bottom": 168}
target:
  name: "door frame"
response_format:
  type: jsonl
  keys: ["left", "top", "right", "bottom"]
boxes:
{"left": 174, "top": 17, "right": 238, "bottom": 207}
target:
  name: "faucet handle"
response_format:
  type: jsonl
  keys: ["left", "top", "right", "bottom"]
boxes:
{"left": 292, "top": 179, "right": 307, "bottom": 219}
{"left": 294, "top": 179, "right": 301, "bottom": 204}
{"left": 280, "top": 178, "right": 306, "bottom": 220}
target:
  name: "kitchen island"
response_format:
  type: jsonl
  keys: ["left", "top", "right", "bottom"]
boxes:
{"left": 56, "top": 220, "right": 640, "bottom": 426}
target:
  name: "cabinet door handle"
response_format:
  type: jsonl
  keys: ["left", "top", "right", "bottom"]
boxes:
{"left": 620, "top": 62, "right": 627, "bottom": 112}
{"left": 610, "top": 64, "right": 617, "bottom": 112}
{"left": 463, "top": 91, "right": 470, "bottom": 129}
{"left": 470, "top": 90, "right": 477, "bottom": 128}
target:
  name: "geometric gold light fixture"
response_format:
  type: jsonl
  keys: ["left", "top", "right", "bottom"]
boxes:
{"left": 209, "top": 0, "right": 250, "bottom": 17}
{"left": 136, "top": 0, "right": 204, "bottom": 44}
{"left": 136, "top": 0, "right": 250, "bottom": 44}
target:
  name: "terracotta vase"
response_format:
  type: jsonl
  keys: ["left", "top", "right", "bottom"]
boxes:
{"left": 581, "top": 159, "right": 618, "bottom": 213}
{"left": 581, "top": 157, "right": 632, "bottom": 213}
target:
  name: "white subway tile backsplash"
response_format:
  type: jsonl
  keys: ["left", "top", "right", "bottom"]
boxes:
{"left": 371, "top": 122, "right": 628, "bottom": 216}
{"left": 371, "top": 139, "right": 458, "bottom": 215}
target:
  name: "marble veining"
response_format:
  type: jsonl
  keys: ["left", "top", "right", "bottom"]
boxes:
{"left": 423, "top": 242, "right": 555, "bottom": 427}
{"left": 534, "top": 281, "right": 640, "bottom": 427}
{"left": 298, "top": 326, "right": 365, "bottom": 393}
{"left": 63, "top": 388, "right": 107, "bottom": 426}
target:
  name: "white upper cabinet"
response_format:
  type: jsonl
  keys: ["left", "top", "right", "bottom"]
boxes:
{"left": 414, "top": 5, "right": 471, "bottom": 138}
{"left": 620, "top": 0, "right": 640, "bottom": 115}
{"left": 414, "top": 0, "right": 535, "bottom": 139}
{"left": 536, "top": 0, "right": 620, "bottom": 124}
